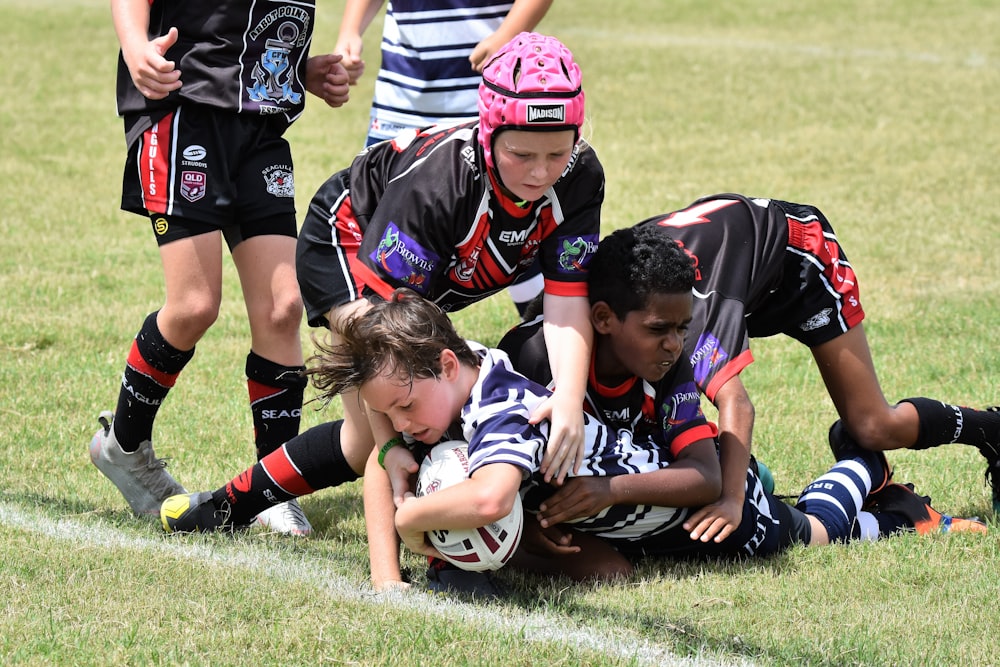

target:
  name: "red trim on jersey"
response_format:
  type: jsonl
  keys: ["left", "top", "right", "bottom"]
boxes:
{"left": 542, "top": 277, "right": 588, "bottom": 298}
{"left": 588, "top": 363, "right": 637, "bottom": 398}
{"left": 127, "top": 339, "right": 180, "bottom": 388}
{"left": 353, "top": 260, "right": 395, "bottom": 299}
{"left": 703, "top": 349, "right": 754, "bottom": 403}
{"left": 669, "top": 422, "right": 719, "bottom": 458}
{"left": 260, "top": 445, "right": 315, "bottom": 496}
{"left": 139, "top": 114, "right": 174, "bottom": 214}
{"left": 487, "top": 168, "right": 535, "bottom": 218}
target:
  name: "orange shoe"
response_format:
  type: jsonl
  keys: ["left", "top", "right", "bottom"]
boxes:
{"left": 864, "top": 483, "right": 987, "bottom": 535}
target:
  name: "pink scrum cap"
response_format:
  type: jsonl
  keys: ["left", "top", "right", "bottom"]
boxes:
{"left": 477, "top": 32, "right": 585, "bottom": 171}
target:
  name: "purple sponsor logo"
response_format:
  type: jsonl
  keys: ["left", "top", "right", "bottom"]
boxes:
{"left": 689, "top": 333, "right": 728, "bottom": 385}
{"left": 370, "top": 223, "right": 439, "bottom": 293}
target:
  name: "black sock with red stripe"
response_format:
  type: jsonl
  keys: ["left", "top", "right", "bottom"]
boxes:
{"left": 246, "top": 351, "right": 307, "bottom": 460}
{"left": 211, "top": 420, "right": 358, "bottom": 526}
{"left": 113, "top": 311, "right": 194, "bottom": 452}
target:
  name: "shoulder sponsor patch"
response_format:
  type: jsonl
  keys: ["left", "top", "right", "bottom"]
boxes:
{"left": 556, "top": 234, "right": 599, "bottom": 273}
{"left": 370, "top": 222, "right": 439, "bottom": 293}
{"left": 689, "top": 333, "right": 729, "bottom": 385}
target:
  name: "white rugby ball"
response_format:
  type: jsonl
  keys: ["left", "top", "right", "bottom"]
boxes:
{"left": 415, "top": 440, "right": 523, "bottom": 572}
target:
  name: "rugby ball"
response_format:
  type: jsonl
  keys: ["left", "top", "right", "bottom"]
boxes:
{"left": 415, "top": 440, "right": 523, "bottom": 572}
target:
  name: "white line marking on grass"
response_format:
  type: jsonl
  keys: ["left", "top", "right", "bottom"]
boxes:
{"left": 0, "top": 502, "right": 754, "bottom": 667}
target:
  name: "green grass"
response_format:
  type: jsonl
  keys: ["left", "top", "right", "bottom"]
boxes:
{"left": 3, "top": 0, "right": 999, "bottom": 665}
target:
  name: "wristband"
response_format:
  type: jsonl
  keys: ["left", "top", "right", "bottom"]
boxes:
{"left": 377, "top": 437, "right": 405, "bottom": 469}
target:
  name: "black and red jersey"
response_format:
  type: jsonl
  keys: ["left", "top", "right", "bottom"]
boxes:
{"left": 117, "top": 0, "right": 316, "bottom": 141}
{"left": 327, "top": 122, "right": 603, "bottom": 312}
{"left": 639, "top": 193, "right": 864, "bottom": 401}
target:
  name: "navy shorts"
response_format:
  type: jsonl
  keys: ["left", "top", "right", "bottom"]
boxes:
{"left": 122, "top": 106, "right": 297, "bottom": 246}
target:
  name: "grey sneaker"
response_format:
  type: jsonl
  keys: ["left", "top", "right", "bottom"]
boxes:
{"left": 255, "top": 498, "right": 312, "bottom": 536}
{"left": 88, "top": 411, "right": 185, "bottom": 516}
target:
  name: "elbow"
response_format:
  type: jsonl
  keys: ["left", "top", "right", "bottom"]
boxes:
{"left": 471, "top": 489, "right": 516, "bottom": 524}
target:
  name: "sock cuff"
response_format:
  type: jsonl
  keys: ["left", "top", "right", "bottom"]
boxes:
{"left": 246, "top": 350, "right": 307, "bottom": 390}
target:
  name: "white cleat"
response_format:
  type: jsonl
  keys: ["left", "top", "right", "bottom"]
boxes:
{"left": 255, "top": 498, "right": 312, "bottom": 536}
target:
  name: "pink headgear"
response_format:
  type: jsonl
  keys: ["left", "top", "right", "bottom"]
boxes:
{"left": 477, "top": 32, "right": 585, "bottom": 171}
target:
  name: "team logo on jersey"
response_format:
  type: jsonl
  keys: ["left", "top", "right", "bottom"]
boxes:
{"left": 526, "top": 103, "right": 566, "bottom": 124}
{"left": 689, "top": 333, "right": 728, "bottom": 386}
{"left": 247, "top": 17, "right": 309, "bottom": 106}
{"left": 556, "top": 234, "right": 599, "bottom": 273}
{"left": 800, "top": 308, "right": 833, "bottom": 332}
{"left": 263, "top": 165, "right": 294, "bottom": 198}
{"left": 372, "top": 223, "right": 439, "bottom": 294}
{"left": 180, "top": 171, "right": 206, "bottom": 202}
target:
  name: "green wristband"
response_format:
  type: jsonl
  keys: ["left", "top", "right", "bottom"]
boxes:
{"left": 377, "top": 437, "right": 405, "bottom": 469}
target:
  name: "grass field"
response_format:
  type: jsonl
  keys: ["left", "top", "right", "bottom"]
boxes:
{"left": 2, "top": 0, "right": 999, "bottom": 665}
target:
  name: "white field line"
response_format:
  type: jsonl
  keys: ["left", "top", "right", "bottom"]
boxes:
{"left": 0, "top": 501, "right": 753, "bottom": 667}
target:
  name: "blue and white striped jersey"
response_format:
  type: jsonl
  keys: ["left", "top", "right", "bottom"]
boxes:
{"left": 459, "top": 344, "right": 692, "bottom": 541}
{"left": 372, "top": 1, "right": 514, "bottom": 129}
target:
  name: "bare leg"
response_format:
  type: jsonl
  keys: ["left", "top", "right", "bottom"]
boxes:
{"left": 810, "top": 324, "right": 919, "bottom": 450}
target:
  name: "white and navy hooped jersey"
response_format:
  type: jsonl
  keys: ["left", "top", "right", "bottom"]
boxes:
{"left": 372, "top": 1, "right": 514, "bottom": 128}
{"left": 497, "top": 317, "right": 718, "bottom": 460}
{"left": 334, "top": 122, "right": 603, "bottom": 311}
{"left": 639, "top": 193, "right": 862, "bottom": 401}
{"left": 458, "top": 344, "right": 695, "bottom": 542}
{"left": 117, "top": 0, "right": 315, "bottom": 140}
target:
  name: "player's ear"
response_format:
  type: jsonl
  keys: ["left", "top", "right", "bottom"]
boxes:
{"left": 590, "top": 301, "right": 616, "bottom": 334}
{"left": 439, "top": 348, "right": 460, "bottom": 381}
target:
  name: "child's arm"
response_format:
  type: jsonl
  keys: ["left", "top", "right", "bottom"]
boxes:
{"left": 534, "top": 293, "right": 592, "bottom": 484}
{"left": 682, "top": 378, "right": 754, "bottom": 542}
{"left": 469, "top": 0, "right": 555, "bottom": 71}
{"left": 363, "top": 446, "right": 409, "bottom": 591}
{"left": 334, "top": 0, "right": 385, "bottom": 84}
{"left": 111, "top": 0, "right": 181, "bottom": 100}
{"left": 394, "top": 463, "right": 524, "bottom": 557}
{"left": 535, "top": 439, "right": 721, "bottom": 527}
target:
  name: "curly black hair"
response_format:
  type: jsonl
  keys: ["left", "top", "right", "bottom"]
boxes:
{"left": 587, "top": 223, "right": 695, "bottom": 320}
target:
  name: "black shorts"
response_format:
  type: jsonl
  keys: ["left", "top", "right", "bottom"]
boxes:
{"left": 122, "top": 106, "right": 298, "bottom": 245}
{"left": 296, "top": 168, "right": 366, "bottom": 328}
{"left": 746, "top": 201, "right": 865, "bottom": 347}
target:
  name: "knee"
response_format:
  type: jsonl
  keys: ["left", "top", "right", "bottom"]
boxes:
{"left": 162, "top": 299, "right": 219, "bottom": 342}
{"left": 270, "top": 291, "right": 305, "bottom": 334}
{"left": 842, "top": 410, "right": 901, "bottom": 451}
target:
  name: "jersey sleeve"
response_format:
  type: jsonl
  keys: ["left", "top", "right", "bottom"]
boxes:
{"left": 538, "top": 147, "right": 604, "bottom": 297}
{"left": 655, "top": 360, "right": 719, "bottom": 458}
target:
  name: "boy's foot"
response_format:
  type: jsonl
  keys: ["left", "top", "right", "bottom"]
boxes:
{"left": 255, "top": 499, "right": 313, "bottom": 536}
{"left": 828, "top": 420, "right": 892, "bottom": 493}
{"left": 89, "top": 410, "right": 185, "bottom": 516}
{"left": 426, "top": 560, "right": 503, "bottom": 600}
{"left": 981, "top": 407, "right": 1000, "bottom": 515}
{"left": 161, "top": 491, "right": 232, "bottom": 533}
{"left": 865, "top": 482, "right": 987, "bottom": 535}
